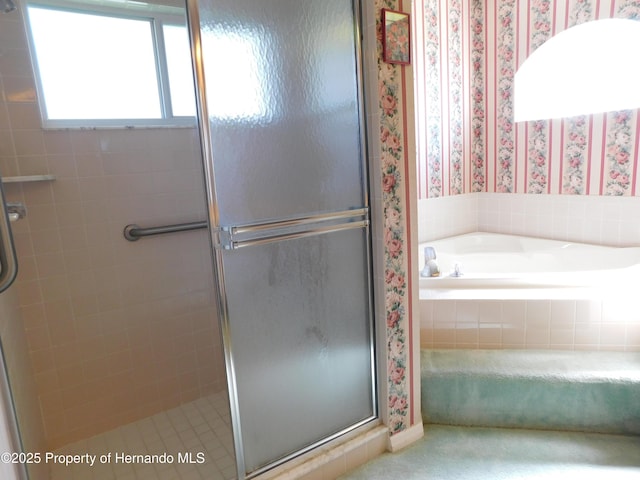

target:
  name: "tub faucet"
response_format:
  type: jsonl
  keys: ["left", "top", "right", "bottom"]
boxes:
{"left": 421, "top": 246, "right": 440, "bottom": 277}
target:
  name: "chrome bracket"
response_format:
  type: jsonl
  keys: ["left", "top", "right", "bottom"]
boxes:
{"left": 214, "top": 227, "right": 234, "bottom": 250}
{"left": 6, "top": 202, "right": 26, "bottom": 222}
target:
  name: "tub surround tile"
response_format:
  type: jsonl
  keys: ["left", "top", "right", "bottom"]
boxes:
{"left": 433, "top": 301, "right": 456, "bottom": 324}
{"left": 574, "top": 323, "right": 601, "bottom": 346}
{"left": 575, "top": 300, "right": 602, "bottom": 324}
{"left": 417, "top": 195, "right": 478, "bottom": 242}
{"left": 549, "top": 329, "right": 575, "bottom": 347}
{"left": 626, "top": 324, "right": 640, "bottom": 350}
{"left": 432, "top": 325, "right": 456, "bottom": 346}
{"left": 525, "top": 301, "right": 551, "bottom": 326}
{"left": 432, "top": 342, "right": 457, "bottom": 350}
{"left": 599, "top": 324, "right": 628, "bottom": 349}
{"left": 550, "top": 301, "right": 576, "bottom": 327}
{"left": 524, "top": 328, "right": 550, "bottom": 348}
{"left": 454, "top": 324, "right": 479, "bottom": 346}
{"left": 420, "top": 193, "right": 640, "bottom": 246}
{"left": 419, "top": 193, "right": 640, "bottom": 351}
{"left": 422, "top": 296, "right": 637, "bottom": 351}
{"left": 455, "top": 302, "right": 479, "bottom": 324}
{"left": 478, "top": 301, "right": 503, "bottom": 324}
{"left": 501, "top": 325, "right": 525, "bottom": 347}
{"left": 478, "top": 323, "right": 502, "bottom": 345}
{"left": 602, "top": 300, "right": 640, "bottom": 324}
{"left": 501, "top": 302, "right": 526, "bottom": 326}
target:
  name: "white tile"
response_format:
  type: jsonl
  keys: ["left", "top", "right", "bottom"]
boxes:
{"left": 50, "top": 392, "right": 235, "bottom": 480}
{"left": 526, "top": 300, "right": 551, "bottom": 326}
{"left": 433, "top": 300, "right": 456, "bottom": 324}
{"left": 455, "top": 301, "right": 479, "bottom": 325}
{"left": 550, "top": 301, "right": 576, "bottom": 328}
{"left": 479, "top": 301, "right": 503, "bottom": 324}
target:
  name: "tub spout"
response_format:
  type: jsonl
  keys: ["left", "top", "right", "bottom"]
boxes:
{"left": 421, "top": 246, "right": 440, "bottom": 277}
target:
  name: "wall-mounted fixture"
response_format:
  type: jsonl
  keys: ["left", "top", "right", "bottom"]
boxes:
{"left": 6, "top": 202, "right": 26, "bottom": 223}
{"left": 1, "top": 0, "right": 16, "bottom": 14}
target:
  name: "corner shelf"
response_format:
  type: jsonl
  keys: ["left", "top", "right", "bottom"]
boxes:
{"left": 2, "top": 175, "right": 56, "bottom": 184}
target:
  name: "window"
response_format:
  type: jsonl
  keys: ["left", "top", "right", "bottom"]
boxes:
{"left": 514, "top": 19, "right": 640, "bottom": 122}
{"left": 26, "top": 1, "right": 196, "bottom": 128}
{"left": 163, "top": 24, "right": 197, "bottom": 118}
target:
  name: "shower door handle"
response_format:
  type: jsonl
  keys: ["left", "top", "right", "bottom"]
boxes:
{"left": 0, "top": 182, "right": 18, "bottom": 294}
{"left": 216, "top": 208, "right": 369, "bottom": 250}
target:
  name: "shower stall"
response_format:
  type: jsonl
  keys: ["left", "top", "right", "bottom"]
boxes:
{"left": 0, "top": 0, "right": 378, "bottom": 478}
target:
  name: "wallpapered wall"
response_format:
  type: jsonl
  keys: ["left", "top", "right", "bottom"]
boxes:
{"left": 416, "top": 0, "right": 640, "bottom": 199}
{"left": 377, "top": 0, "right": 418, "bottom": 436}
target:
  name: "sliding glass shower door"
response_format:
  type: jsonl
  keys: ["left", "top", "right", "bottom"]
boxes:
{"left": 188, "top": 0, "right": 376, "bottom": 476}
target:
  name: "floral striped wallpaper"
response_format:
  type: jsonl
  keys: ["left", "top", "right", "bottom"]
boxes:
{"left": 377, "top": 0, "right": 415, "bottom": 436}
{"left": 417, "top": 0, "right": 640, "bottom": 198}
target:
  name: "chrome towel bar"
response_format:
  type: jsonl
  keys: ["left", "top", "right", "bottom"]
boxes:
{"left": 123, "top": 221, "right": 208, "bottom": 241}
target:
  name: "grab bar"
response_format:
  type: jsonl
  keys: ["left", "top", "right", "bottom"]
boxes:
{"left": 123, "top": 221, "right": 208, "bottom": 241}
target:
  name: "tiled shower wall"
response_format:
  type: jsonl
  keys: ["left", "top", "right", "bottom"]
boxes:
{"left": 1, "top": 9, "right": 225, "bottom": 449}
{"left": 0, "top": 288, "right": 48, "bottom": 479}
{"left": 418, "top": 193, "right": 640, "bottom": 352}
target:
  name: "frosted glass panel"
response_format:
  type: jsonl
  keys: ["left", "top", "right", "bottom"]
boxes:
{"left": 195, "top": 0, "right": 374, "bottom": 475}
{"left": 198, "top": 0, "right": 364, "bottom": 225}
{"left": 223, "top": 229, "right": 374, "bottom": 474}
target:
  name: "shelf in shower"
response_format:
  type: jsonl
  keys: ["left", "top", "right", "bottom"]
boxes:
{"left": 2, "top": 175, "right": 56, "bottom": 183}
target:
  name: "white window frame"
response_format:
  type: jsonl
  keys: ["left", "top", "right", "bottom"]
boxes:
{"left": 24, "top": 0, "right": 196, "bottom": 129}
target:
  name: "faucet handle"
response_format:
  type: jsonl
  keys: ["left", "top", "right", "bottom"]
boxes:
{"left": 424, "top": 246, "right": 436, "bottom": 260}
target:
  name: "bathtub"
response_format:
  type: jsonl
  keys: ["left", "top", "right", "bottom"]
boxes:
{"left": 419, "top": 232, "right": 640, "bottom": 299}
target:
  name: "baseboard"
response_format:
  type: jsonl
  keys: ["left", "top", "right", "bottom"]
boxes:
{"left": 387, "top": 422, "right": 424, "bottom": 452}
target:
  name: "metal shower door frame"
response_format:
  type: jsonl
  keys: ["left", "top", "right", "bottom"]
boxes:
{"left": 185, "top": 0, "right": 377, "bottom": 477}
{"left": 0, "top": 180, "right": 26, "bottom": 480}
{"left": 0, "top": 182, "right": 18, "bottom": 295}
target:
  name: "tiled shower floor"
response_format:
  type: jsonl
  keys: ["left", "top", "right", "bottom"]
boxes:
{"left": 50, "top": 392, "right": 236, "bottom": 480}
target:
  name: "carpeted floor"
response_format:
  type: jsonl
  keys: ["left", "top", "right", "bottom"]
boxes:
{"left": 339, "top": 425, "right": 640, "bottom": 480}
{"left": 421, "top": 350, "right": 640, "bottom": 435}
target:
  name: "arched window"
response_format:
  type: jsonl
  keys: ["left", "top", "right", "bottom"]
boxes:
{"left": 514, "top": 18, "right": 640, "bottom": 122}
